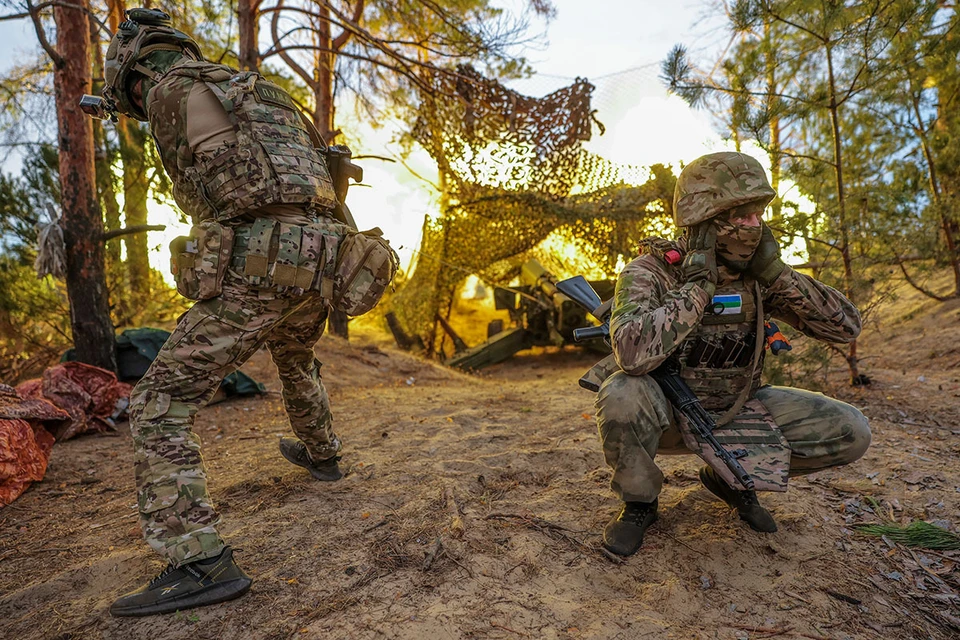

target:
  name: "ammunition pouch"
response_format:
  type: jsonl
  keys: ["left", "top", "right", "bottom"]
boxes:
{"left": 169, "top": 220, "right": 234, "bottom": 301}
{"left": 230, "top": 217, "right": 342, "bottom": 295}
{"left": 332, "top": 227, "right": 399, "bottom": 316}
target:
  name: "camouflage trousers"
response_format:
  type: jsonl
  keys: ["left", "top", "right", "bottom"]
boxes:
{"left": 595, "top": 371, "right": 871, "bottom": 503}
{"left": 129, "top": 275, "right": 340, "bottom": 566}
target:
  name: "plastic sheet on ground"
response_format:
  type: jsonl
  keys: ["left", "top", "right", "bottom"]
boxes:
{"left": 0, "top": 384, "right": 69, "bottom": 506}
{"left": 15, "top": 362, "right": 132, "bottom": 441}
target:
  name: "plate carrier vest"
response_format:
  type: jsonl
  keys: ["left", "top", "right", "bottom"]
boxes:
{"left": 147, "top": 60, "right": 337, "bottom": 224}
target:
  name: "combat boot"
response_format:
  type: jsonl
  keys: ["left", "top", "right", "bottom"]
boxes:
{"left": 110, "top": 546, "right": 252, "bottom": 617}
{"left": 279, "top": 437, "right": 343, "bottom": 481}
{"left": 602, "top": 499, "right": 658, "bottom": 557}
{"left": 699, "top": 466, "right": 778, "bottom": 533}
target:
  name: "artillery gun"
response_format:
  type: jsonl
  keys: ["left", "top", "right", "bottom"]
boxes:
{"left": 444, "top": 259, "right": 613, "bottom": 371}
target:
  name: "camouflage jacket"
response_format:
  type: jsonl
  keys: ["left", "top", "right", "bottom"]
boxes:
{"left": 611, "top": 235, "right": 861, "bottom": 377}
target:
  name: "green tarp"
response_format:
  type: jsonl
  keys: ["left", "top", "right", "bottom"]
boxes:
{"left": 63, "top": 327, "right": 266, "bottom": 397}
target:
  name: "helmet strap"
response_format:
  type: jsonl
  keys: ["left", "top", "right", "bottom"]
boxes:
{"left": 132, "top": 62, "right": 165, "bottom": 83}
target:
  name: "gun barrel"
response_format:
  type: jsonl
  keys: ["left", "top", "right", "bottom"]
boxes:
{"left": 572, "top": 324, "right": 609, "bottom": 342}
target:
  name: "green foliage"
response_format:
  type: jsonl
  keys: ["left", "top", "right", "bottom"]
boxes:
{"left": 0, "top": 143, "right": 59, "bottom": 259}
{"left": 856, "top": 520, "right": 960, "bottom": 551}
{"left": 0, "top": 256, "right": 71, "bottom": 383}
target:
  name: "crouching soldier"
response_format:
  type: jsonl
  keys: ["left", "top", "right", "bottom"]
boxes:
{"left": 595, "top": 152, "right": 871, "bottom": 556}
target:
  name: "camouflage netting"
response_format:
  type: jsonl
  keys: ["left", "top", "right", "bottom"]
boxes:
{"left": 392, "top": 66, "right": 678, "bottom": 352}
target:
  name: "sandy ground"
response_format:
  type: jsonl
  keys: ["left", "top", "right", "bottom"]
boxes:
{"left": 1, "top": 279, "right": 959, "bottom": 640}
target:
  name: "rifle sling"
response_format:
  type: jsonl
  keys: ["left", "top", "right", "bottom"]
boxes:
{"left": 715, "top": 280, "right": 764, "bottom": 427}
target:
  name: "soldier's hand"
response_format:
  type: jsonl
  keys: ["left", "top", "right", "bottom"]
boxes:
{"left": 682, "top": 222, "right": 718, "bottom": 297}
{"left": 747, "top": 223, "right": 786, "bottom": 287}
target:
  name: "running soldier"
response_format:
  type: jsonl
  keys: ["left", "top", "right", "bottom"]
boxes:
{"left": 89, "top": 9, "right": 395, "bottom": 615}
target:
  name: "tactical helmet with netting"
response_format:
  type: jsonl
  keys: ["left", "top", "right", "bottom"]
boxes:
{"left": 673, "top": 152, "right": 776, "bottom": 227}
{"left": 103, "top": 8, "right": 202, "bottom": 121}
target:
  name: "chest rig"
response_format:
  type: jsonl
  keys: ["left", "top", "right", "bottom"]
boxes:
{"left": 637, "top": 237, "right": 789, "bottom": 492}
{"left": 149, "top": 60, "right": 337, "bottom": 224}
{"left": 675, "top": 277, "right": 765, "bottom": 412}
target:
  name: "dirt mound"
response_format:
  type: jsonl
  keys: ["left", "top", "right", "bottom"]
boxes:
{"left": 1, "top": 300, "right": 958, "bottom": 639}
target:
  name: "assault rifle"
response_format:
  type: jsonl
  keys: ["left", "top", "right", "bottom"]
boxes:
{"left": 555, "top": 275, "right": 756, "bottom": 491}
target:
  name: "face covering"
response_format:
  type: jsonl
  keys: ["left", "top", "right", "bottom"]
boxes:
{"left": 713, "top": 217, "right": 763, "bottom": 270}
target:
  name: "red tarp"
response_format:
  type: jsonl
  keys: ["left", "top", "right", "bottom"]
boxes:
{"left": 0, "top": 384, "right": 68, "bottom": 506}
{"left": 16, "top": 361, "right": 133, "bottom": 440}
{"left": 0, "top": 363, "right": 132, "bottom": 506}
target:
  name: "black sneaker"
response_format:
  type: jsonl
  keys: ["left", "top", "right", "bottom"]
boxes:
{"left": 602, "top": 500, "right": 659, "bottom": 557}
{"left": 279, "top": 437, "right": 343, "bottom": 481}
{"left": 110, "top": 546, "right": 252, "bottom": 617}
{"left": 699, "top": 466, "right": 778, "bottom": 533}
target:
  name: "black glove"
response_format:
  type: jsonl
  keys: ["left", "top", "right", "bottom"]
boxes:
{"left": 682, "top": 222, "right": 718, "bottom": 297}
{"left": 747, "top": 224, "right": 786, "bottom": 287}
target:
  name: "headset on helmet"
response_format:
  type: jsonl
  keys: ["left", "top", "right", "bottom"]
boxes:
{"left": 102, "top": 8, "right": 203, "bottom": 121}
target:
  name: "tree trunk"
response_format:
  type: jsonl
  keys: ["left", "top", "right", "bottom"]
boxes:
{"left": 238, "top": 0, "right": 261, "bottom": 71}
{"left": 313, "top": 5, "right": 336, "bottom": 140}
{"left": 54, "top": 0, "right": 117, "bottom": 372}
{"left": 90, "top": 16, "right": 122, "bottom": 266}
{"left": 106, "top": 0, "right": 151, "bottom": 308}
{"left": 914, "top": 92, "right": 960, "bottom": 298}
{"left": 118, "top": 119, "right": 151, "bottom": 305}
{"left": 825, "top": 43, "right": 861, "bottom": 384}
{"left": 310, "top": 5, "right": 349, "bottom": 338}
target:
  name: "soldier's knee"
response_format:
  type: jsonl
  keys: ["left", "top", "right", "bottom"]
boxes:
{"left": 839, "top": 405, "right": 871, "bottom": 464}
{"left": 596, "top": 372, "right": 667, "bottom": 437}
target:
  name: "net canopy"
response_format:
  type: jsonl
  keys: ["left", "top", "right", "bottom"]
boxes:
{"left": 393, "top": 65, "right": 677, "bottom": 352}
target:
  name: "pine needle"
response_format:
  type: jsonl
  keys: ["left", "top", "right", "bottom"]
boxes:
{"left": 855, "top": 521, "right": 960, "bottom": 550}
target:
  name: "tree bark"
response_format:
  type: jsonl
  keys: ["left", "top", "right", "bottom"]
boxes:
{"left": 238, "top": 0, "right": 261, "bottom": 71}
{"left": 105, "top": 0, "right": 151, "bottom": 306}
{"left": 90, "top": 14, "right": 122, "bottom": 266}
{"left": 825, "top": 41, "right": 861, "bottom": 384}
{"left": 54, "top": 0, "right": 117, "bottom": 372}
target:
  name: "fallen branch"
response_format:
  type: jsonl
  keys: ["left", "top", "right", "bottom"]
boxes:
{"left": 485, "top": 513, "right": 595, "bottom": 555}
{"left": 444, "top": 485, "right": 465, "bottom": 539}
{"left": 726, "top": 624, "right": 793, "bottom": 637}
{"left": 422, "top": 536, "right": 443, "bottom": 571}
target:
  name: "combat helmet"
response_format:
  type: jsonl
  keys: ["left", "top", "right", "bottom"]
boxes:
{"left": 103, "top": 8, "right": 202, "bottom": 121}
{"left": 673, "top": 152, "right": 776, "bottom": 227}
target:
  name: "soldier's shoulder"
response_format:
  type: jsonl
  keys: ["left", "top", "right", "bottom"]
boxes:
{"left": 619, "top": 253, "right": 669, "bottom": 285}
{"left": 161, "top": 59, "right": 237, "bottom": 84}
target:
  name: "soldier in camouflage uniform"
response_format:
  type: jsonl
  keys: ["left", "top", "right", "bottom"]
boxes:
{"left": 597, "top": 152, "right": 871, "bottom": 556}
{"left": 94, "top": 9, "right": 358, "bottom": 615}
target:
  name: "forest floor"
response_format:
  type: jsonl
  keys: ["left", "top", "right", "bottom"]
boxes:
{"left": 1, "top": 272, "right": 960, "bottom": 640}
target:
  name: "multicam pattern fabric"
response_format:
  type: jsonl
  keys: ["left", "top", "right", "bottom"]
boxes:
{"left": 131, "top": 274, "right": 340, "bottom": 565}
{"left": 594, "top": 372, "right": 871, "bottom": 502}
{"left": 609, "top": 236, "right": 862, "bottom": 384}
{"left": 713, "top": 218, "right": 763, "bottom": 271}
{"left": 333, "top": 228, "right": 400, "bottom": 316}
{"left": 594, "top": 230, "right": 867, "bottom": 496}
{"left": 168, "top": 221, "right": 234, "bottom": 301}
{"left": 673, "top": 152, "right": 776, "bottom": 227}
{"left": 678, "top": 398, "right": 789, "bottom": 492}
{"left": 145, "top": 59, "right": 337, "bottom": 224}
{"left": 230, "top": 217, "right": 350, "bottom": 296}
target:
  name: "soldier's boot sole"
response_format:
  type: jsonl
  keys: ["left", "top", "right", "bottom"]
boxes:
{"left": 602, "top": 508, "right": 658, "bottom": 557}
{"left": 279, "top": 437, "right": 343, "bottom": 482}
{"left": 110, "top": 578, "right": 252, "bottom": 617}
{"left": 699, "top": 466, "right": 778, "bottom": 533}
